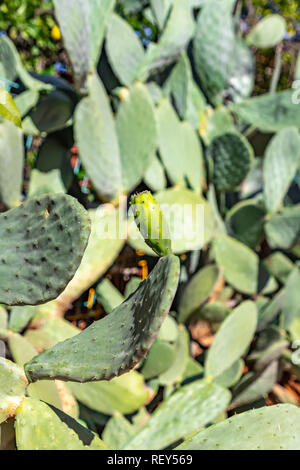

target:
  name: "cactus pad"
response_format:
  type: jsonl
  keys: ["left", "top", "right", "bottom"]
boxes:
{"left": 24, "top": 254, "right": 180, "bottom": 383}
{"left": 15, "top": 397, "right": 108, "bottom": 450}
{"left": 177, "top": 404, "right": 300, "bottom": 450}
{"left": 125, "top": 379, "right": 231, "bottom": 450}
{"left": 0, "top": 358, "right": 27, "bottom": 424}
{"left": 208, "top": 133, "right": 253, "bottom": 191}
{"left": 0, "top": 194, "right": 90, "bottom": 305}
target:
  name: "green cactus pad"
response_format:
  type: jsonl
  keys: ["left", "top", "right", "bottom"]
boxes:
{"left": 0, "top": 358, "right": 27, "bottom": 424}
{"left": 263, "top": 128, "right": 300, "bottom": 214}
{"left": 177, "top": 404, "right": 300, "bottom": 450}
{"left": 68, "top": 371, "right": 149, "bottom": 416}
{"left": 96, "top": 278, "right": 124, "bottom": 314}
{"left": 0, "top": 119, "right": 24, "bottom": 208}
{"left": 103, "top": 413, "right": 136, "bottom": 450}
{"left": 105, "top": 13, "right": 145, "bottom": 86}
{"left": 124, "top": 379, "right": 231, "bottom": 450}
{"left": 231, "top": 90, "right": 300, "bottom": 132}
{"left": 116, "top": 83, "right": 157, "bottom": 193}
{"left": 57, "top": 205, "right": 125, "bottom": 313}
{"left": 141, "top": 340, "right": 176, "bottom": 380}
{"left": 178, "top": 265, "right": 221, "bottom": 323}
{"left": 15, "top": 398, "right": 108, "bottom": 450}
{"left": 0, "top": 194, "right": 91, "bottom": 306}
{"left": 158, "top": 326, "right": 189, "bottom": 386}
{"left": 74, "top": 73, "right": 122, "bottom": 201}
{"left": 193, "top": 0, "right": 237, "bottom": 103}
{"left": 130, "top": 191, "right": 172, "bottom": 257}
{"left": 53, "top": 0, "right": 114, "bottom": 92}
{"left": 213, "top": 235, "right": 259, "bottom": 294}
{"left": 205, "top": 301, "right": 257, "bottom": 379}
{"left": 246, "top": 14, "right": 286, "bottom": 49}
{"left": 265, "top": 205, "right": 300, "bottom": 250}
{"left": 28, "top": 169, "right": 66, "bottom": 199}
{"left": 7, "top": 332, "right": 78, "bottom": 417}
{"left": 138, "top": 0, "right": 194, "bottom": 80}
{"left": 226, "top": 200, "right": 265, "bottom": 249}
{"left": 25, "top": 254, "right": 180, "bottom": 383}
{"left": 208, "top": 133, "right": 253, "bottom": 191}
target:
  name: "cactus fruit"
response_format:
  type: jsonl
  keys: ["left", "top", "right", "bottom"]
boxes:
{"left": 130, "top": 191, "right": 172, "bottom": 257}
{"left": 0, "top": 194, "right": 90, "bottom": 306}
{"left": 24, "top": 254, "right": 180, "bottom": 382}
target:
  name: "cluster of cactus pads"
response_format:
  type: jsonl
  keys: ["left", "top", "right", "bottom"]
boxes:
{"left": 1, "top": 0, "right": 300, "bottom": 450}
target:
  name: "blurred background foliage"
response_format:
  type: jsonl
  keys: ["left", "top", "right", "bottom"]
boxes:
{"left": 1, "top": 1, "right": 299, "bottom": 83}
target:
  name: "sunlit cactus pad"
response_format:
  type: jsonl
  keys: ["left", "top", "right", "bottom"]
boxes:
{"left": 0, "top": 194, "right": 90, "bottom": 306}
{"left": 24, "top": 254, "right": 180, "bottom": 383}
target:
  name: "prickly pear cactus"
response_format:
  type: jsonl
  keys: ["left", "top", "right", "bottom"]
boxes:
{"left": 208, "top": 133, "right": 253, "bottom": 191}
{"left": 24, "top": 254, "right": 180, "bottom": 382}
{"left": 0, "top": 194, "right": 90, "bottom": 305}
{"left": 1, "top": 0, "right": 300, "bottom": 452}
{"left": 177, "top": 405, "right": 300, "bottom": 450}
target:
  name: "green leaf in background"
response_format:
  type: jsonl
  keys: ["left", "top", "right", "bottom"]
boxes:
{"left": 0, "top": 358, "right": 27, "bottom": 424}
{"left": 231, "top": 90, "right": 300, "bottom": 132}
{"left": 263, "top": 128, "right": 300, "bottom": 214}
{"left": 74, "top": 73, "right": 122, "bottom": 201}
{"left": 124, "top": 379, "right": 231, "bottom": 450}
{"left": 102, "top": 413, "right": 136, "bottom": 449}
{"left": 139, "top": 0, "right": 194, "bottom": 80}
{"left": 265, "top": 205, "right": 300, "bottom": 250}
{"left": 0, "top": 89, "right": 21, "bottom": 128}
{"left": 144, "top": 154, "right": 167, "bottom": 192}
{"left": 158, "top": 326, "right": 189, "bottom": 385}
{"left": 178, "top": 265, "right": 221, "bottom": 323}
{"left": 281, "top": 268, "right": 300, "bottom": 329}
{"left": 28, "top": 169, "right": 66, "bottom": 198}
{"left": 226, "top": 200, "right": 265, "bottom": 249}
{"left": 53, "top": 0, "right": 115, "bottom": 91}
{"left": 105, "top": 13, "right": 145, "bottom": 86}
{"left": 193, "top": 0, "right": 238, "bottom": 103}
{"left": 214, "top": 359, "right": 244, "bottom": 388}
{"left": 205, "top": 301, "right": 257, "bottom": 379}
{"left": 156, "top": 100, "right": 204, "bottom": 191}
{"left": 116, "top": 83, "right": 157, "bottom": 193}
{"left": 68, "top": 372, "right": 149, "bottom": 416}
{"left": 246, "top": 15, "right": 286, "bottom": 49}
{"left": 213, "top": 235, "right": 259, "bottom": 294}
{"left": 0, "top": 118, "right": 24, "bottom": 208}
{"left": 150, "top": 0, "right": 174, "bottom": 30}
